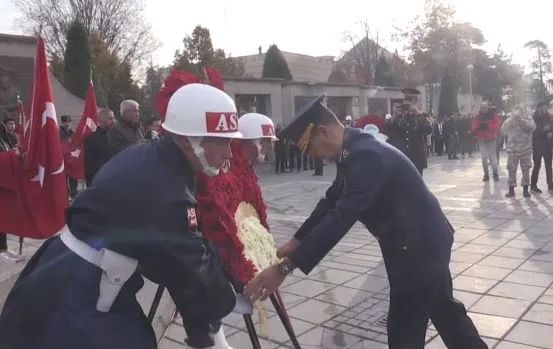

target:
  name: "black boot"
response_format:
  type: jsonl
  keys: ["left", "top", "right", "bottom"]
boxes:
{"left": 523, "top": 185, "right": 531, "bottom": 198}
{"left": 493, "top": 172, "right": 499, "bottom": 181}
{"left": 531, "top": 186, "right": 542, "bottom": 193}
{"left": 505, "top": 186, "right": 515, "bottom": 198}
{"left": 483, "top": 173, "right": 490, "bottom": 182}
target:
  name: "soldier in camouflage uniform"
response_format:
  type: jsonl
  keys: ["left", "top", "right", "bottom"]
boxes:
{"left": 501, "top": 106, "right": 536, "bottom": 198}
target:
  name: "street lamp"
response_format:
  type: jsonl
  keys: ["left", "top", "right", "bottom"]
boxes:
{"left": 467, "top": 64, "right": 474, "bottom": 116}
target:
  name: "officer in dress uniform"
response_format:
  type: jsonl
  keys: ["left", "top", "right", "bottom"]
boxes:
{"left": 245, "top": 95, "right": 488, "bottom": 349}
{"left": 0, "top": 84, "right": 243, "bottom": 349}
{"left": 386, "top": 88, "right": 433, "bottom": 175}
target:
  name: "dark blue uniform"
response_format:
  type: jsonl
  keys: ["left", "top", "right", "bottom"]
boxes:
{"left": 0, "top": 136, "right": 235, "bottom": 349}
{"left": 288, "top": 128, "right": 487, "bottom": 349}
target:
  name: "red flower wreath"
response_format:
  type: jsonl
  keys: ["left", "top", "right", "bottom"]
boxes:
{"left": 156, "top": 67, "right": 270, "bottom": 288}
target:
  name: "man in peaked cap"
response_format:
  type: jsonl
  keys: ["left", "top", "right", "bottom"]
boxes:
{"left": 245, "top": 96, "right": 488, "bottom": 349}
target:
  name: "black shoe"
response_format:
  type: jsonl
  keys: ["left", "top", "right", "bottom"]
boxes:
{"left": 531, "top": 186, "right": 542, "bottom": 194}
{"left": 483, "top": 174, "right": 490, "bottom": 182}
{"left": 505, "top": 187, "right": 515, "bottom": 198}
{"left": 493, "top": 173, "right": 499, "bottom": 182}
{"left": 548, "top": 186, "right": 553, "bottom": 193}
{"left": 523, "top": 186, "right": 531, "bottom": 198}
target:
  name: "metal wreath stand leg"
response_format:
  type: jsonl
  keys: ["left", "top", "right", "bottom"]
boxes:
{"left": 243, "top": 289, "right": 301, "bottom": 349}
{"left": 148, "top": 286, "right": 302, "bottom": 349}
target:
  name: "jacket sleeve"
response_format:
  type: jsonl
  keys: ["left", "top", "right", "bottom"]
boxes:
{"left": 417, "top": 115, "right": 433, "bottom": 135}
{"left": 289, "top": 151, "right": 387, "bottom": 274}
{"left": 489, "top": 114, "right": 501, "bottom": 133}
{"left": 521, "top": 116, "right": 536, "bottom": 133}
{"left": 107, "top": 128, "right": 130, "bottom": 157}
{"left": 500, "top": 117, "right": 511, "bottom": 135}
{"left": 294, "top": 173, "right": 344, "bottom": 241}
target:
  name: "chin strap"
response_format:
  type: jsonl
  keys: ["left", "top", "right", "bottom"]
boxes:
{"left": 250, "top": 139, "right": 266, "bottom": 162}
{"left": 188, "top": 137, "right": 221, "bottom": 177}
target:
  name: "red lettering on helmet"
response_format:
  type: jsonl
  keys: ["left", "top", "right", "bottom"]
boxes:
{"left": 261, "top": 124, "right": 275, "bottom": 137}
{"left": 206, "top": 112, "right": 238, "bottom": 133}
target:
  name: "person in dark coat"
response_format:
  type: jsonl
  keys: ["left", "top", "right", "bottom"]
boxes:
{"left": 530, "top": 101, "right": 553, "bottom": 193}
{"left": 0, "top": 84, "right": 242, "bottom": 349}
{"left": 60, "top": 114, "right": 79, "bottom": 198}
{"left": 245, "top": 95, "right": 488, "bottom": 349}
{"left": 83, "top": 108, "right": 115, "bottom": 187}
{"left": 107, "top": 99, "right": 145, "bottom": 157}
{"left": 433, "top": 116, "right": 445, "bottom": 155}
{"left": 443, "top": 115, "right": 459, "bottom": 160}
{"left": 385, "top": 88, "right": 433, "bottom": 175}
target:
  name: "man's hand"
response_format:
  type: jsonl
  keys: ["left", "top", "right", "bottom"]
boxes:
{"left": 276, "top": 239, "right": 300, "bottom": 259}
{"left": 245, "top": 264, "right": 286, "bottom": 303}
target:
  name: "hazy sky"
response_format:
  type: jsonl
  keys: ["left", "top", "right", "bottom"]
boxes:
{"left": 1, "top": 0, "right": 550, "bottom": 69}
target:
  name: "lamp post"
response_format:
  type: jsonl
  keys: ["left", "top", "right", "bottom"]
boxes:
{"left": 467, "top": 64, "right": 474, "bottom": 116}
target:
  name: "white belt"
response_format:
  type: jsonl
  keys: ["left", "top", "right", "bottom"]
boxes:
{"left": 59, "top": 225, "right": 139, "bottom": 313}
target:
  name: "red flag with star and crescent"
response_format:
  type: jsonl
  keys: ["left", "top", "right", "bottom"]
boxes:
{"left": 65, "top": 80, "right": 98, "bottom": 179}
{"left": 0, "top": 36, "right": 68, "bottom": 238}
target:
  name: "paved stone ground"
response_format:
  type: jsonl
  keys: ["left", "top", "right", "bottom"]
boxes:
{"left": 2, "top": 152, "right": 553, "bottom": 348}
{"left": 159, "top": 153, "right": 553, "bottom": 349}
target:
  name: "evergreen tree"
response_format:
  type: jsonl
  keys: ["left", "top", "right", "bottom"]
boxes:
{"left": 141, "top": 65, "right": 164, "bottom": 117}
{"left": 262, "top": 45, "right": 292, "bottom": 80}
{"left": 63, "top": 19, "right": 91, "bottom": 99}
{"left": 438, "top": 66, "right": 459, "bottom": 117}
{"left": 374, "top": 54, "right": 395, "bottom": 86}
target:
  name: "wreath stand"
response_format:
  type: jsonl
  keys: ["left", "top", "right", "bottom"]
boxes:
{"left": 148, "top": 286, "right": 302, "bottom": 349}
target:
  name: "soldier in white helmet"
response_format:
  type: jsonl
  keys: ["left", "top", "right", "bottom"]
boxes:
{"left": 0, "top": 83, "right": 243, "bottom": 349}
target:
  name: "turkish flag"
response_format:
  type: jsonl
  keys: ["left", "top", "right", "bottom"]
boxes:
{"left": 0, "top": 37, "right": 68, "bottom": 238}
{"left": 65, "top": 81, "right": 98, "bottom": 179}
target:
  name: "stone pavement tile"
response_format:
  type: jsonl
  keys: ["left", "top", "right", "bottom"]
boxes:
{"left": 469, "top": 295, "right": 532, "bottom": 318}
{"left": 425, "top": 335, "right": 497, "bottom": 348}
{"left": 277, "top": 292, "right": 309, "bottom": 308}
{"left": 315, "top": 286, "right": 373, "bottom": 308}
{"left": 538, "top": 288, "right": 553, "bottom": 305}
{"left": 530, "top": 251, "right": 553, "bottom": 264}
{"left": 290, "top": 327, "right": 362, "bottom": 349}
{"left": 466, "top": 312, "right": 517, "bottom": 338}
{"left": 159, "top": 338, "right": 186, "bottom": 349}
{"left": 451, "top": 233, "right": 478, "bottom": 243}
{"left": 453, "top": 290, "right": 483, "bottom": 308}
{"left": 450, "top": 251, "right": 487, "bottom": 263}
{"left": 504, "top": 270, "right": 553, "bottom": 287}
{"left": 288, "top": 299, "right": 347, "bottom": 324}
{"left": 366, "top": 265, "right": 387, "bottom": 278}
{"left": 223, "top": 308, "right": 276, "bottom": 328}
{"left": 493, "top": 246, "right": 538, "bottom": 259}
{"left": 470, "top": 235, "right": 512, "bottom": 247}
{"left": 488, "top": 281, "right": 545, "bottom": 301}
{"left": 260, "top": 316, "right": 315, "bottom": 344}
{"left": 343, "top": 275, "right": 389, "bottom": 293}
{"left": 331, "top": 256, "right": 381, "bottom": 269}
{"left": 495, "top": 341, "right": 543, "bottom": 348}
{"left": 448, "top": 261, "right": 472, "bottom": 275}
{"left": 518, "top": 260, "right": 553, "bottom": 274}
{"left": 522, "top": 303, "right": 553, "bottom": 325}
{"left": 505, "top": 321, "right": 553, "bottom": 348}
{"left": 493, "top": 220, "right": 533, "bottom": 232}
{"left": 347, "top": 340, "right": 388, "bottom": 348}
{"left": 478, "top": 255, "right": 525, "bottom": 269}
{"left": 504, "top": 238, "right": 547, "bottom": 250}
{"left": 461, "top": 264, "right": 512, "bottom": 281}
{"left": 308, "top": 269, "right": 362, "bottom": 285}
{"left": 452, "top": 275, "right": 498, "bottom": 294}
{"left": 283, "top": 279, "right": 336, "bottom": 298}
{"left": 228, "top": 330, "right": 279, "bottom": 348}
{"left": 319, "top": 261, "right": 370, "bottom": 274}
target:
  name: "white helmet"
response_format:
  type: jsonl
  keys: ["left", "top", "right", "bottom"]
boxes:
{"left": 238, "top": 113, "right": 278, "bottom": 140}
{"left": 345, "top": 115, "right": 353, "bottom": 121}
{"left": 162, "top": 83, "right": 243, "bottom": 177}
{"left": 238, "top": 113, "right": 278, "bottom": 162}
{"left": 162, "top": 83, "right": 242, "bottom": 138}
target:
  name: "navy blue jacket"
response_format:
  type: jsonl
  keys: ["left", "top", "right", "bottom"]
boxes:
{"left": 0, "top": 136, "right": 235, "bottom": 349}
{"left": 289, "top": 128, "right": 454, "bottom": 291}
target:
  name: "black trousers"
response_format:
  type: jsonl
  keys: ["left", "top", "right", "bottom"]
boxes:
{"left": 182, "top": 319, "right": 222, "bottom": 348}
{"left": 531, "top": 148, "right": 553, "bottom": 187}
{"left": 434, "top": 139, "right": 444, "bottom": 155}
{"left": 0, "top": 233, "right": 7, "bottom": 250}
{"left": 387, "top": 268, "right": 487, "bottom": 349}
{"left": 67, "top": 176, "right": 78, "bottom": 198}
{"left": 274, "top": 154, "right": 287, "bottom": 173}
{"left": 314, "top": 159, "right": 323, "bottom": 175}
